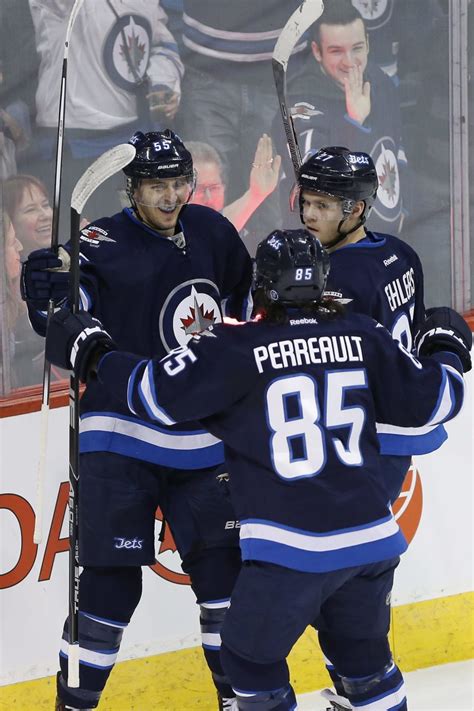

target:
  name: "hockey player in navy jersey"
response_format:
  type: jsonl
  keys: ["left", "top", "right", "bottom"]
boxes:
{"left": 21, "top": 130, "right": 252, "bottom": 711}
{"left": 43, "top": 229, "right": 471, "bottom": 711}
{"left": 292, "top": 147, "right": 444, "bottom": 708}
{"left": 292, "top": 146, "right": 448, "bottom": 501}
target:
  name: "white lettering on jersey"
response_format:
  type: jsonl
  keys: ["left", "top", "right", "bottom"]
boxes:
{"left": 384, "top": 268, "right": 415, "bottom": 312}
{"left": 253, "top": 335, "right": 364, "bottom": 373}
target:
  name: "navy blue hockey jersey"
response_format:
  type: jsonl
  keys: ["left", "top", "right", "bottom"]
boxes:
{"left": 325, "top": 230, "right": 447, "bottom": 455}
{"left": 96, "top": 313, "right": 465, "bottom": 573}
{"left": 30, "top": 205, "right": 253, "bottom": 468}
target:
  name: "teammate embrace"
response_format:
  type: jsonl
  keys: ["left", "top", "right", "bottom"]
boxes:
{"left": 22, "top": 136, "right": 471, "bottom": 711}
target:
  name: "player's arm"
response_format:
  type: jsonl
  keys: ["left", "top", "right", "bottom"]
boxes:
{"left": 371, "top": 308, "right": 470, "bottom": 436}
{"left": 45, "top": 309, "right": 253, "bottom": 422}
{"left": 146, "top": 4, "right": 184, "bottom": 121}
{"left": 20, "top": 226, "right": 101, "bottom": 336}
{"left": 219, "top": 218, "right": 254, "bottom": 321}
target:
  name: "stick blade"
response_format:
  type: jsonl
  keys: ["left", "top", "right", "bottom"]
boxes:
{"left": 71, "top": 144, "right": 136, "bottom": 214}
{"left": 273, "top": 0, "right": 324, "bottom": 70}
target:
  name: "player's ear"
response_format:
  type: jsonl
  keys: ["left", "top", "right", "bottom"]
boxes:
{"left": 352, "top": 200, "right": 365, "bottom": 219}
{"left": 311, "top": 40, "right": 322, "bottom": 63}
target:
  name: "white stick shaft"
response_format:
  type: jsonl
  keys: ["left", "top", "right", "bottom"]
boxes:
{"left": 33, "top": 403, "right": 49, "bottom": 544}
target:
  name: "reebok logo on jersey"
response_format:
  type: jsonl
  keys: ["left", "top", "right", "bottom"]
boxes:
{"left": 114, "top": 537, "right": 143, "bottom": 550}
{"left": 383, "top": 254, "right": 398, "bottom": 266}
{"left": 289, "top": 318, "right": 319, "bottom": 325}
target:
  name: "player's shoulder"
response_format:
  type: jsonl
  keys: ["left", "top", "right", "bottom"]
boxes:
{"left": 182, "top": 203, "right": 235, "bottom": 228}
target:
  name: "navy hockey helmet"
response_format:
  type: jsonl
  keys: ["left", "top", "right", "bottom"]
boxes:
{"left": 123, "top": 129, "right": 194, "bottom": 182}
{"left": 294, "top": 146, "right": 378, "bottom": 223}
{"left": 254, "top": 229, "right": 330, "bottom": 305}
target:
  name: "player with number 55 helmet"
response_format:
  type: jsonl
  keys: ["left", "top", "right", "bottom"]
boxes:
{"left": 123, "top": 129, "right": 196, "bottom": 235}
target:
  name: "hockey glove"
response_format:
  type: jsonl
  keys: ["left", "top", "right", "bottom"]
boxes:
{"left": 46, "top": 308, "right": 116, "bottom": 383}
{"left": 20, "top": 246, "right": 70, "bottom": 309}
{"left": 414, "top": 306, "right": 472, "bottom": 373}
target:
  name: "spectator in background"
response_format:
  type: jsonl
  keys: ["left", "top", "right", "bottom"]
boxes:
{"left": 0, "top": 0, "right": 37, "bottom": 178}
{"left": 28, "top": 0, "right": 183, "bottom": 222}
{"left": 188, "top": 134, "right": 281, "bottom": 253}
{"left": 0, "top": 208, "right": 47, "bottom": 389}
{"left": 274, "top": 0, "right": 408, "bottom": 236}
{"left": 351, "top": 0, "right": 400, "bottom": 78}
{"left": 3, "top": 174, "right": 52, "bottom": 256}
{"left": 177, "top": 0, "right": 308, "bottom": 243}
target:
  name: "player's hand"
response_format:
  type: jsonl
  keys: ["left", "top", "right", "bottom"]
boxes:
{"left": 343, "top": 65, "right": 371, "bottom": 125}
{"left": 20, "top": 246, "right": 70, "bottom": 309}
{"left": 46, "top": 308, "right": 116, "bottom": 383}
{"left": 414, "top": 306, "right": 472, "bottom": 373}
{"left": 147, "top": 88, "right": 180, "bottom": 120}
{"left": 249, "top": 134, "right": 282, "bottom": 202}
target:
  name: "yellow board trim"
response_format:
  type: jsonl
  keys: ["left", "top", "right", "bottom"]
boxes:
{"left": 1, "top": 591, "right": 472, "bottom": 711}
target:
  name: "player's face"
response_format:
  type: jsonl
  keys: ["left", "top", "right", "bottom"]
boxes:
{"left": 12, "top": 185, "right": 53, "bottom": 252}
{"left": 191, "top": 161, "right": 226, "bottom": 211}
{"left": 301, "top": 190, "right": 345, "bottom": 244}
{"left": 134, "top": 176, "right": 193, "bottom": 236}
{"left": 312, "top": 19, "right": 368, "bottom": 89}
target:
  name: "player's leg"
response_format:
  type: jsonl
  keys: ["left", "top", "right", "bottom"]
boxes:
{"left": 220, "top": 562, "right": 354, "bottom": 710}
{"left": 317, "top": 557, "right": 407, "bottom": 711}
{"left": 163, "top": 465, "right": 242, "bottom": 708}
{"left": 55, "top": 452, "right": 161, "bottom": 710}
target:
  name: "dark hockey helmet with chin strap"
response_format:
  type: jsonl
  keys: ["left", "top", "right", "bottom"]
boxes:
{"left": 254, "top": 229, "right": 330, "bottom": 305}
{"left": 123, "top": 129, "right": 194, "bottom": 182}
{"left": 294, "top": 146, "right": 378, "bottom": 224}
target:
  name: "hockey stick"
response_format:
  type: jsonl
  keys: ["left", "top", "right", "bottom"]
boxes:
{"left": 34, "top": 0, "right": 86, "bottom": 545}
{"left": 272, "top": 0, "right": 324, "bottom": 180}
{"left": 67, "top": 143, "right": 136, "bottom": 687}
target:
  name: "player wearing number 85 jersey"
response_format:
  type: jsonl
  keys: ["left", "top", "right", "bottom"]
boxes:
{"left": 45, "top": 229, "right": 471, "bottom": 711}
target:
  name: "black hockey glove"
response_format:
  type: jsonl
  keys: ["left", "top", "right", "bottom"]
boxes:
{"left": 46, "top": 308, "right": 116, "bottom": 383}
{"left": 20, "top": 246, "right": 70, "bottom": 309}
{"left": 414, "top": 306, "right": 472, "bottom": 373}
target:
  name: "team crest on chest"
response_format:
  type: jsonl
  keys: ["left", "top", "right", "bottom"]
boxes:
{"left": 103, "top": 14, "right": 152, "bottom": 92}
{"left": 159, "top": 279, "right": 222, "bottom": 352}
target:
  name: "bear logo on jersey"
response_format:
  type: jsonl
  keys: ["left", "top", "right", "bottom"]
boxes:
{"left": 159, "top": 279, "right": 222, "bottom": 352}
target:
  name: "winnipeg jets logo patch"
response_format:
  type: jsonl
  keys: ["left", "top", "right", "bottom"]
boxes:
{"left": 80, "top": 226, "right": 116, "bottom": 247}
{"left": 323, "top": 289, "right": 353, "bottom": 305}
{"left": 103, "top": 14, "right": 152, "bottom": 92}
{"left": 291, "top": 102, "right": 324, "bottom": 120}
{"left": 370, "top": 137, "right": 402, "bottom": 225}
{"left": 159, "top": 280, "right": 222, "bottom": 352}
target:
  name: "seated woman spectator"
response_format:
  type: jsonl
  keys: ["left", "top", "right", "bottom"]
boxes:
{"left": 2, "top": 175, "right": 60, "bottom": 388}
{"left": 1, "top": 212, "right": 24, "bottom": 392}
{"left": 188, "top": 134, "right": 281, "bottom": 253}
{"left": 3, "top": 174, "right": 52, "bottom": 255}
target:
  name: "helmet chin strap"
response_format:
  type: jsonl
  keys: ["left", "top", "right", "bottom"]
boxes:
{"left": 323, "top": 214, "right": 366, "bottom": 250}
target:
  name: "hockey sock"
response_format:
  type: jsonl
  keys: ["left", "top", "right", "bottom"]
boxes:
{"left": 341, "top": 662, "right": 407, "bottom": 710}
{"left": 58, "top": 566, "right": 142, "bottom": 709}
{"left": 200, "top": 598, "right": 235, "bottom": 698}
